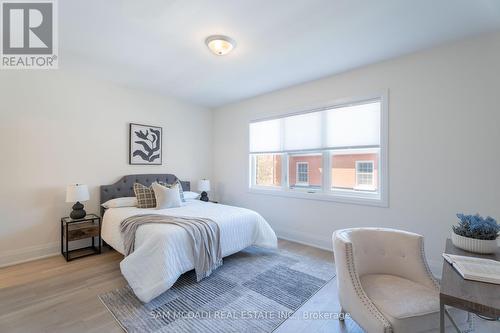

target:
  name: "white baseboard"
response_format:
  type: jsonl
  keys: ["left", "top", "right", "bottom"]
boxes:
{"left": 0, "top": 242, "right": 60, "bottom": 268}
{"left": 275, "top": 228, "right": 333, "bottom": 252}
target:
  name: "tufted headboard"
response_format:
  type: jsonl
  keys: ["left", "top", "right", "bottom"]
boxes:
{"left": 100, "top": 174, "right": 190, "bottom": 215}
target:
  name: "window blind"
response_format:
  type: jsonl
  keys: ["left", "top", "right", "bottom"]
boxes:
{"left": 249, "top": 118, "right": 281, "bottom": 153}
{"left": 249, "top": 99, "right": 381, "bottom": 153}
{"left": 283, "top": 112, "right": 322, "bottom": 151}
{"left": 326, "top": 101, "right": 380, "bottom": 147}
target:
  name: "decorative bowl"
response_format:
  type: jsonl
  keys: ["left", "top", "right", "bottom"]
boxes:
{"left": 451, "top": 231, "right": 498, "bottom": 254}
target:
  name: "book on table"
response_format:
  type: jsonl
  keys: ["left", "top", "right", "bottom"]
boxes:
{"left": 442, "top": 253, "right": 500, "bottom": 285}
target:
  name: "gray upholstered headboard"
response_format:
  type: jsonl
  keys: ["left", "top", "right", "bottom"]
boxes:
{"left": 100, "top": 174, "right": 190, "bottom": 215}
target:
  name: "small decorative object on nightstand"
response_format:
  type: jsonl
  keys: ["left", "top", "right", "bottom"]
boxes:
{"left": 198, "top": 179, "right": 211, "bottom": 202}
{"left": 61, "top": 213, "right": 101, "bottom": 261}
{"left": 66, "top": 184, "right": 90, "bottom": 219}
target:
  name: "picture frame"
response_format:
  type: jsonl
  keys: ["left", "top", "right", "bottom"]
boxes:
{"left": 129, "top": 123, "right": 163, "bottom": 165}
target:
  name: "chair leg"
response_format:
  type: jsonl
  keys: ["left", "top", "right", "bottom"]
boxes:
{"left": 444, "top": 308, "right": 462, "bottom": 333}
{"left": 339, "top": 307, "right": 346, "bottom": 321}
{"left": 464, "top": 312, "right": 474, "bottom": 333}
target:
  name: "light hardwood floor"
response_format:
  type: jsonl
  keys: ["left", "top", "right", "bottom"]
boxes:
{"left": 0, "top": 240, "right": 496, "bottom": 333}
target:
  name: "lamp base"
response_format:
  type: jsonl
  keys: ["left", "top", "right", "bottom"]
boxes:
{"left": 200, "top": 191, "right": 209, "bottom": 202}
{"left": 70, "top": 201, "right": 86, "bottom": 219}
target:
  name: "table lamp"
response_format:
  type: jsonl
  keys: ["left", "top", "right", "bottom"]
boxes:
{"left": 66, "top": 184, "right": 89, "bottom": 219}
{"left": 198, "top": 179, "right": 211, "bottom": 202}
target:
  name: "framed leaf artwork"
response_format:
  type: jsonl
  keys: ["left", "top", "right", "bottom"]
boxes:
{"left": 129, "top": 123, "right": 162, "bottom": 165}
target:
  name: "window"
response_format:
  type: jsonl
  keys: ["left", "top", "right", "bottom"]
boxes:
{"left": 249, "top": 95, "right": 387, "bottom": 206}
{"left": 289, "top": 154, "right": 322, "bottom": 190}
{"left": 296, "top": 162, "right": 309, "bottom": 184}
{"left": 253, "top": 154, "right": 282, "bottom": 187}
{"left": 332, "top": 151, "right": 378, "bottom": 192}
{"left": 356, "top": 161, "right": 375, "bottom": 189}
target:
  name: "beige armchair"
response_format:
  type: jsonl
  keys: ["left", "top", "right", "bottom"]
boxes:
{"left": 333, "top": 228, "right": 464, "bottom": 333}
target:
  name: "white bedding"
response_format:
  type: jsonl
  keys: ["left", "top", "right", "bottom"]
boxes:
{"left": 101, "top": 200, "right": 277, "bottom": 302}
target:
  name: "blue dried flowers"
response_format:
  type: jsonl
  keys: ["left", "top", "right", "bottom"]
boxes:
{"left": 452, "top": 213, "right": 499, "bottom": 240}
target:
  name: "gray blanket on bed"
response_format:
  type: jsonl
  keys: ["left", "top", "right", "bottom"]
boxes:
{"left": 120, "top": 214, "right": 222, "bottom": 281}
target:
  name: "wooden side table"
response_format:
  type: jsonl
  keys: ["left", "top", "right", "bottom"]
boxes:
{"left": 439, "top": 239, "right": 500, "bottom": 332}
{"left": 61, "top": 214, "right": 101, "bottom": 261}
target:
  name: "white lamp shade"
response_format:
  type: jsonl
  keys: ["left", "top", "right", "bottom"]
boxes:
{"left": 66, "top": 184, "right": 89, "bottom": 203}
{"left": 198, "top": 179, "right": 211, "bottom": 192}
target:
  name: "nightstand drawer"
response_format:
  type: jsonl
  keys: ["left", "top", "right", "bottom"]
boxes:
{"left": 64, "top": 222, "right": 99, "bottom": 241}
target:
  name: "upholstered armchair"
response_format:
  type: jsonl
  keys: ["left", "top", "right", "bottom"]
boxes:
{"left": 333, "top": 228, "right": 464, "bottom": 333}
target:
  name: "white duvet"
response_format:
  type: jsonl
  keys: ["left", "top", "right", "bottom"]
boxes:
{"left": 101, "top": 200, "right": 277, "bottom": 302}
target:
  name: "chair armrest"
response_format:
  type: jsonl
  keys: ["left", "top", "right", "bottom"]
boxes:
{"left": 334, "top": 233, "right": 393, "bottom": 333}
{"left": 414, "top": 236, "right": 440, "bottom": 291}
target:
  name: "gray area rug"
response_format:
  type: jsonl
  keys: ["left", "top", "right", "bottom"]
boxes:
{"left": 99, "top": 246, "right": 335, "bottom": 333}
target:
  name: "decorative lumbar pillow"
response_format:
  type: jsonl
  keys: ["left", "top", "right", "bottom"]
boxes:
{"left": 183, "top": 191, "right": 200, "bottom": 200}
{"left": 133, "top": 183, "right": 156, "bottom": 208}
{"left": 152, "top": 182, "right": 181, "bottom": 209}
{"left": 101, "top": 197, "right": 137, "bottom": 209}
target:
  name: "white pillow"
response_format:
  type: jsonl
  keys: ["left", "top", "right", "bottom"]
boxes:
{"left": 152, "top": 182, "right": 181, "bottom": 209}
{"left": 183, "top": 191, "right": 200, "bottom": 200}
{"left": 101, "top": 197, "right": 137, "bottom": 208}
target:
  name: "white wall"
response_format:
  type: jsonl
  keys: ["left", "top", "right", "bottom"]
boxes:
{"left": 212, "top": 32, "right": 500, "bottom": 273}
{"left": 0, "top": 70, "right": 212, "bottom": 266}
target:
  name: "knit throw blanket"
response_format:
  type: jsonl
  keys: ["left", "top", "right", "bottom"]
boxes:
{"left": 120, "top": 214, "right": 222, "bottom": 281}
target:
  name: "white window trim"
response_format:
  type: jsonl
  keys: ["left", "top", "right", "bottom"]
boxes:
{"left": 295, "top": 162, "right": 309, "bottom": 186}
{"left": 247, "top": 91, "right": 389, "bottom": 207}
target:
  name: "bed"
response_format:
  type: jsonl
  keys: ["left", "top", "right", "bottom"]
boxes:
{"left": 100, "top": 174, "right": 277, "bottom": 302}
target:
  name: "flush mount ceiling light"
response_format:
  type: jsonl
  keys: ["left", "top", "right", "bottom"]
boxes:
{"left": 205, "top": 35, "right": 236, "bottom": 56}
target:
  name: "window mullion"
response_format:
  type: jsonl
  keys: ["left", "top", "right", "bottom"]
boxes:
{"left": 323, "top": 150, "right": 331, "bottom": 193}
{"left": 281, "top": 153, "right": 288, "bottom": 191}
{"left": 249, "top": 155, "right": 254, "bottom": 187}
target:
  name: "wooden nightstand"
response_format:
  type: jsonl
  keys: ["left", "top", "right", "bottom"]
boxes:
{"left": 61, "top": 214, "right": 101, "bottom": 261}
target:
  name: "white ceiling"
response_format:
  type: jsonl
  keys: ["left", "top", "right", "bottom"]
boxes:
{"left": 60, "top": 0, "right": 500, "bottom": 108}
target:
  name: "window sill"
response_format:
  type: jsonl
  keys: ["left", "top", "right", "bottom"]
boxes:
{"left": 248, "top": 187, "right": 388, "bottom": 207}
